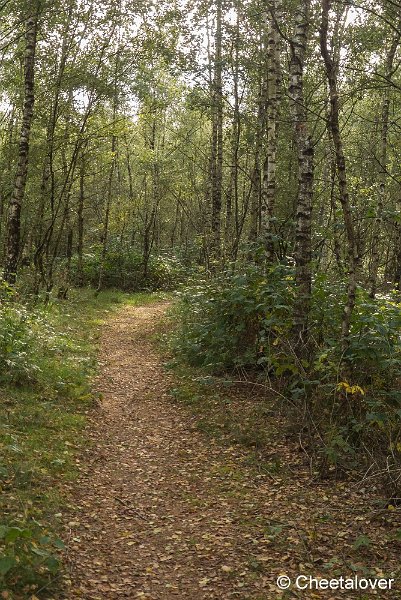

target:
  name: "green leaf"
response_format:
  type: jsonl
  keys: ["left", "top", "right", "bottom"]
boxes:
{"left": 0, "top": 556, "right": 17, "bottom": 576}
{"left": 31, "top": 547, "right": 49, "bottom": 557}
{"left": 353, "top": 534, "right": 371, "bottom": 550}
{"left": 53, "top": 538, "right": 66, "bottom": 550}
{"left": 4, "top": 527, "right": 31, "bottom": 543}
{"left": 39, "top": 535, "right": 52, "bottom": 545}
{"left": 45, "top": 556, "right": 59, "bottom": 574}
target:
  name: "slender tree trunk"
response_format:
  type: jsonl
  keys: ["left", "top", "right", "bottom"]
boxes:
{"left": 98, "top": 133, "right": 117, "bottom": 292}
{"left": 320, "top": 0, "right": 358, "bottom": 349}
{"left": 124, "top": 135, "right": 136, "bottom": 247}
{"left": 368, "top": 31, "right": 399, "bottom": 297}
{"left": 97, "top": 33, "right": 121, "bottom": 292}
{"left": 77, "top": 148, "right": 86, "bottom": 286}
{"left": 327, "top": 130, "right": 344, "bottom": 274}
{"left": 210, "top": 0, "right": 223, "bottom": 267}
{"left": 142, "top": 100, "right": 160, "bottom": 281}
{"left": 225, "top": 1, "right": 240, "bottom": 258}
{"left": 32, "top": 0, "right": 74, "bottom": 292}
{"left": 289, "top": 0, "right": 314, "bottom": 349}
{"left": 249, "top": 50, "right": 268, "bottom": 244}
{"left": 171, "top": 198, "right": 180, "bottom": 248}
{"left": 4, "top": 7, "right": 39, "bottom": 284}
{"left": 0, "top": 108, "right": 16, "bottom": 259}
{"left": 260, "top": 1, "right": 281, "bottom": 258}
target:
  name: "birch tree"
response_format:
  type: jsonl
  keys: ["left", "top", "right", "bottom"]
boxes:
{"left": 289, "top": 0, "right": 314, "bottom": 349}
{"left": 260, "top": 0, "right": 281, "bottom": 259}
{"left": 4, "top": 4, "right": 40, "bottom": 284}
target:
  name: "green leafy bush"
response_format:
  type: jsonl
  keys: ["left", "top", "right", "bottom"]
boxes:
{"left": 171, "top": 262, "right": 295, "bottom": 372}
{"left": 0, "top": 524, "right": 64, "bottom": 591}
{"left": 0, "top": 289, "right": 103, "bottom": 596}
{"left": 0, "top": 302, "right": 38, "bottom": 384}
{"left": 69, "top": 244, "right": 187, "bottom": 291}
{"left": 0, "top": 295, "right": 92, "bottom": 392}
{"left": 308, "top": 284, "right": 401, "bottom": 476}
{"left": 171, "top": 264, "right": 401, "bottom": 486}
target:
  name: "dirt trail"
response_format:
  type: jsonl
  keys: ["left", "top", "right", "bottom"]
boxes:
{"left": 63, "top": 302, "right": 275, "bottom": 599}
{"left": 63, "top": 302, "right": 400, "bottom": 600}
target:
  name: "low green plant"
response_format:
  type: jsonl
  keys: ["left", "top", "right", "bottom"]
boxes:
{"left": 171, "top": 262, "right": 295, "bottom": 373}
{"left": 0, "top": 524, "right": 65, "bottom": 590}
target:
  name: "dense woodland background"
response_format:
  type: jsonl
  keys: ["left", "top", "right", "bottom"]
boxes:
{"left": 1, "top": 0, "right": 401, "bottom": 594}
{"left": 0, "top": 0, "right": 399, "bottom": 301}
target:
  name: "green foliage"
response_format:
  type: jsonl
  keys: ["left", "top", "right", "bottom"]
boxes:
{"left": 307, "top": 281, "right": 401, "bottom": 472}
{"left": 171, "top": 265, "right": 401, "bottom": 482}
{"left": 0, "top": 301, "right": 39, "bottom": 385}
{"left": 311, "top": 278, "right": 401, "bottom": 386}
{"left": 69, "top": 245, "right": 187, "bottom": 291}
{"left": 352, "top": 534, "right": 372, "bottom": 551}
{"left": 0, "top": 297, "right": 94, "bottom": 394}
{"left": 171, "top": 262, "right": 294, "bottom": 372}
{"left": 0, "top": 524, "right": 64, "bottom": 590}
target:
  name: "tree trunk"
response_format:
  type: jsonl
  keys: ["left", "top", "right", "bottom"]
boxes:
{"left": 4, "top": 7, "right": 39, "bottom": 284}
{"left": 320, "top": 0, "right": 358, "bottom": 349}
{"left": 98, "top": 133, "right": 117, "bottom": 292}
{"left": 368, "top": 31, "right": 399, "bottom": 297}
{"left": 249, "top": 46, "right": 268, "bottom": 244}
{"left": 77, "top": 148, "right": 86, "bottom": 286}
{"left": 210, "top": 0, "right": 223, "bottom": 268}
{"left": 97, "top": 35, "right": 121, "bottom": 292}
{"left": 124, "top": 135, "right": 136, "bottom": 247}
{"left": 260, "top": 1, "right": 281, "bottom": 258}
{"left": 289, "top": 0, "right": 314, "bottom": 349}
{"left": 225, "top": 1, "right": 240, "bottom": 259}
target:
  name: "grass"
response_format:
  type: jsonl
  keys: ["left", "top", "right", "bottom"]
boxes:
{"left": 0, "top": 288, "right": 167, "bottom": 599}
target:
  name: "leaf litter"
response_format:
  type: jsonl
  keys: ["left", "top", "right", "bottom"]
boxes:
{"left": 61, "top": 302, "right": 401, "bottom": 599}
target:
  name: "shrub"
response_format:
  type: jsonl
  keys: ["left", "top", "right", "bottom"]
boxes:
{"left": 0, "top": 524, "right": 64, "bottom": 592}
{"left": 171, "top": 263, "right": 401, "bottom": 489}
{"left": 69, "top": 244, "right": 187, "bottom": 291}
{"left": 171, "top": 262, "right": 295, "bottom": 372}
{"left": 0, "top": 299, "right": 42, "bottom": 385}
{"left": 0, "top": 289, "right": 99, "bottom": 595}
{"left": 308, "top": 285, "right": 401, "bottom": 480}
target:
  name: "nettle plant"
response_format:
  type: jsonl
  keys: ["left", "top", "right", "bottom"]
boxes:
{"left": 0, "top": 288, "right": 41, "bottom": 385}
{"left": 68, "top": 243, "right": 187, "bottom": 291}
{"left": 282, "top": 280, "right": 401, "bottom": 481}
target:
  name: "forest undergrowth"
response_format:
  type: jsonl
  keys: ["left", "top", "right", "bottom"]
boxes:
{"left": 169, "top": 262, "right": 401, "bottom": 504}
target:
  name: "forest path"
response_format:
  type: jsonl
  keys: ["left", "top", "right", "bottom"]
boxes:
{"left": 63, "top": 301, "right": 277, "bottom": 599}
{"left": 62, "top": 301, "right": 399, "bottom": 600}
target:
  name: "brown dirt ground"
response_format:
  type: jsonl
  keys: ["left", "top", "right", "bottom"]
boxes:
{"left": 62, "top": 302, "right": 401, "bottom": 599}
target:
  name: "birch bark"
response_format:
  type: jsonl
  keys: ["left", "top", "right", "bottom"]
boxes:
{"left": 4, "top": 7, "right": 39, "bottom": 284}
{"left": 260, "top": 1, "right": 281, "bottom": 258}
{"left": 289, "top": 0, "right": 314, "bottom": 348}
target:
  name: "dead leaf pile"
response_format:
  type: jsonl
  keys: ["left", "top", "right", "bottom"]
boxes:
{"left": 62, "top": 303, "right": 401, "bottom": 599}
